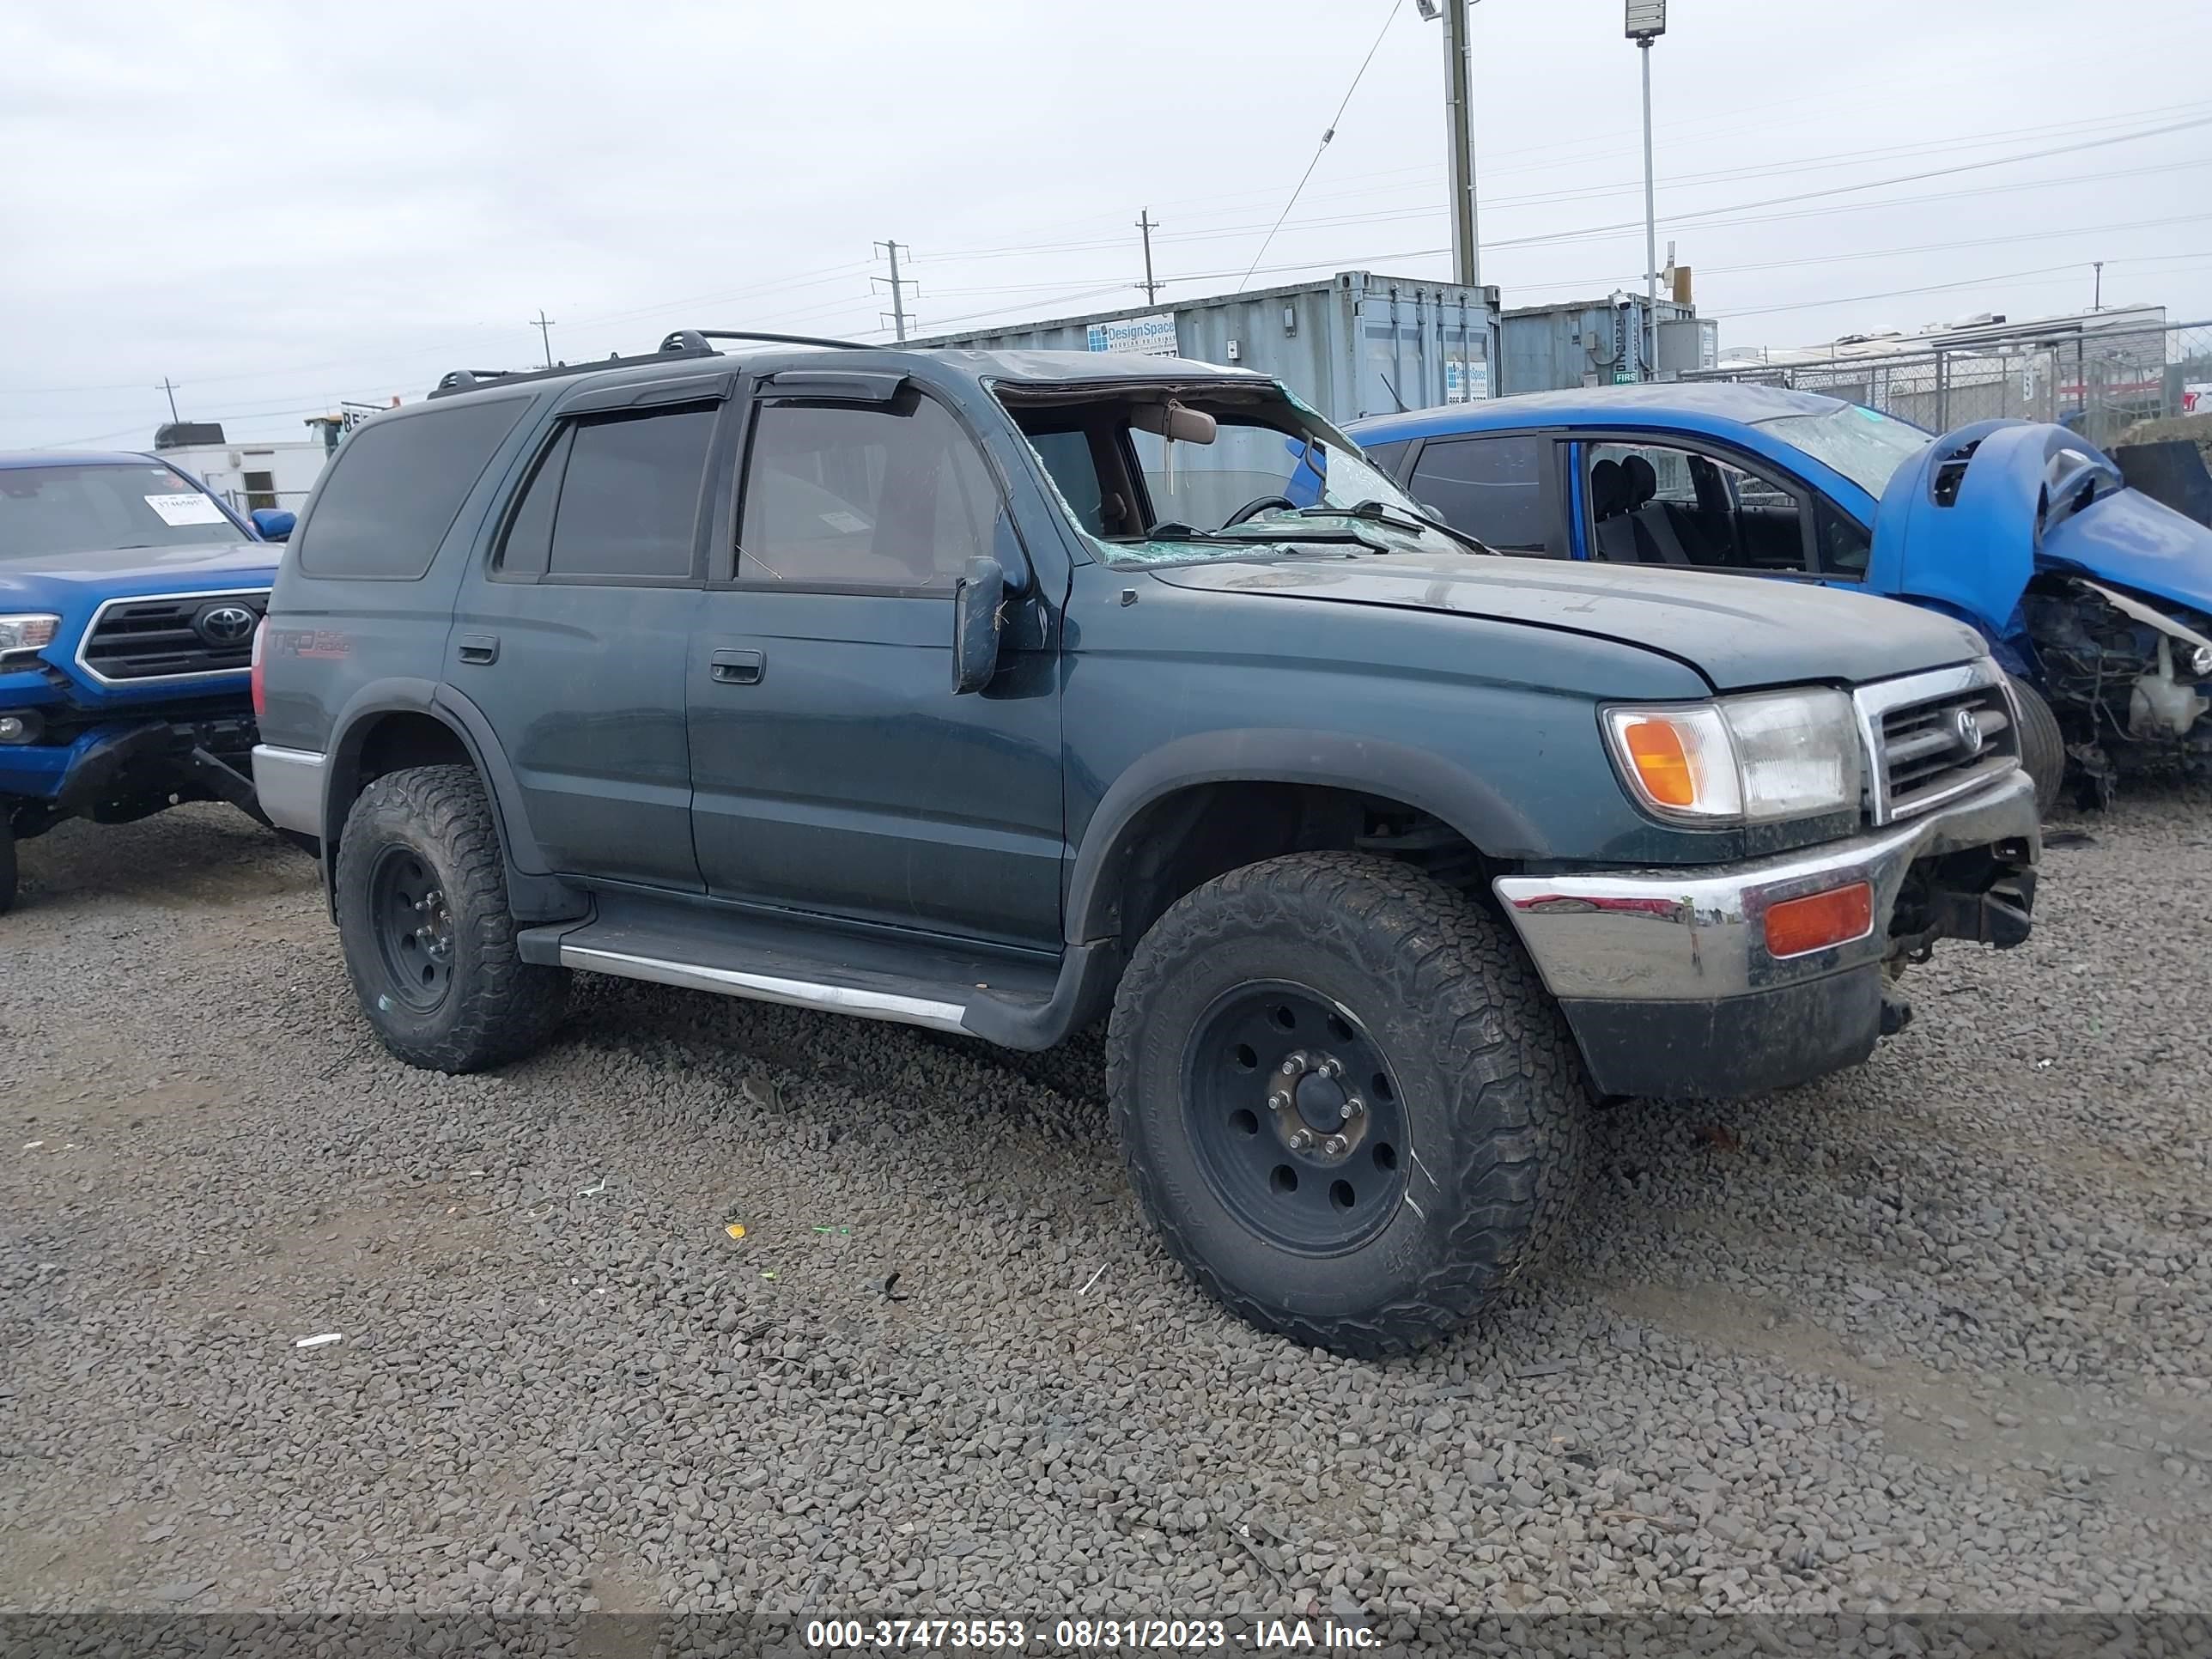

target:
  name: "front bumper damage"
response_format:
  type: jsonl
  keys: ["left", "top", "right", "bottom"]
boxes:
{"left": 1493, "top": 768, "right": 2039, "bottom": 1099}
{"left": 2026, "top": 577, "right": 2212, "bottom": 797}
{"left": 1, "top": 713, "right": 264, "bottom": 837}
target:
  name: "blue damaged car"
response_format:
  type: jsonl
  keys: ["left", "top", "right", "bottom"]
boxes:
{"left": 1349, "top": 386, "right": 2212, "bottom": 811}
{"left": 0, "top": 451, "right": 294, "bottom": 911}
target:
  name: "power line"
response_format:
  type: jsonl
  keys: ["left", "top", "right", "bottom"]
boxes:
{"left": 529, "top": 310, "right": 556, "bottom": 367}
{"left": 901, "top": 103, "right": 2212, "bottom": 266}
{"left": 1234, "top": 0, "right": 1404, "bottom": 291}
{"left": 1719, "top": 255, "right": 2212, "bottom": 320}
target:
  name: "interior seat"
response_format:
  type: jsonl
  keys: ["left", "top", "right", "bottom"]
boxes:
{"left": 1589, "top": 459, "right": 1638, "bottom": 563}
{"left": 1621, "top": 455, "right": 1694, "bottom": 566}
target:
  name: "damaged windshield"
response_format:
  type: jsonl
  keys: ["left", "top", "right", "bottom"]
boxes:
{"left": 1001, "top": 382, "right": 1473, "bottom": 565}
{"left": 1758, "top": 404, "right": 1930, "bottom": 499}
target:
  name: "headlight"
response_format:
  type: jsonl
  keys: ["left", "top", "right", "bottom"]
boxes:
{"left": 0, "top": 613, "right": 60, "bottom": 667}
{"left": 1604, "top": 688, "right": 1863, "bottom": 824}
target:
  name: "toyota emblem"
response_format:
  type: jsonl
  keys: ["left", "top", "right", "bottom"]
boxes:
{"left": 1951, "top": 706, "right": 1984, "bottom": 754}
{"left": 194, "top": 602, "right": 258, "bottom": 647}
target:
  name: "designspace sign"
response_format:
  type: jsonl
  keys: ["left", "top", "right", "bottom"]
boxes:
{"left": 1086, "top": 313, "right": 1180, "bottom": 356}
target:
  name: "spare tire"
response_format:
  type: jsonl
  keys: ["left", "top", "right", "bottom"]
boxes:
{"left": 2008, "top": 674, "right": 2065, "bottom": 818}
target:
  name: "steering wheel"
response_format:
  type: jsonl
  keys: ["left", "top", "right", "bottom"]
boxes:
{"left": 1221, "top": 495, "right": 1298, "bottom": 527}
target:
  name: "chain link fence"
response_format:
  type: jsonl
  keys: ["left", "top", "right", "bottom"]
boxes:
{"left": 1684, "top": 319, "right": 2212, "bottom": 450}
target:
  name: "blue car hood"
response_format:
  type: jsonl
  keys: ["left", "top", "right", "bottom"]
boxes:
{"left": 1871, "top": 421, "right": 2212, "bottom": 624}
{"left": 0, "top": 540, "right": 279, "bottom": 606}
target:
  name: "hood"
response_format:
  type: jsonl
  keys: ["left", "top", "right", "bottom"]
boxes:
{"left": 2039, "top": 486, "right": 2212, "bottom": 615}
{"left": 1146, "top": 550, "right": 1986, "bottom": 692}
{"left": 0, "top": 540, "right": 280, "bottom": 605}
{"left": 1871, "top": 420, "right": 2212, "bottom": 626}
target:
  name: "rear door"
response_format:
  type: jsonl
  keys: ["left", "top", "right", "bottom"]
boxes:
{"left": 685, "top": 373, "right": 1064, "bottom": 951}
{"left": 444, "top": 380, "right": 731, "bottom": 890}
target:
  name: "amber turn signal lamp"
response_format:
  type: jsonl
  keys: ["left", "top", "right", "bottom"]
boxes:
{"left": 1764, "top": 882, "right": 1873, "bottom": 959}
{"left": 1620, "top": 718, "right": 1696, "bottom": 808}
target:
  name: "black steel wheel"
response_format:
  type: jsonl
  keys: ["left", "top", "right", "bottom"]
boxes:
{"left": 334, "top": 763, "right": 567, "bottom": 1073}
{"left": 368, "top": 845, "right": 454, "bottom": 1011}
{"left": 1182, "top": 982, "right": 1408, "bottom": 1256}
{"left": 1108, "top": 852, "right": 1589, "bottom": 1358}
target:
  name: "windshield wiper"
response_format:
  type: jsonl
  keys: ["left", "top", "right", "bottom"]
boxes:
{"left": 1301, "top": 499, "right": 1496, "bottom": 556}
{"left": 1139, "top": 521, "right": 1389, "bottom": 553}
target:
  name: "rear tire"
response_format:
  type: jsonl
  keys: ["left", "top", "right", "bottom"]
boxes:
{"left": 0, "top": 811, "right": 16, "bottom": 915}
{"left": 1106, "top": 852, "right": 1589, "bottom": 1358}
{"left": 334, "top": 763, "right": 566, "bottom": 1073}
{"left": 2009, "top": 673, "right": 2065, "bottom": 818}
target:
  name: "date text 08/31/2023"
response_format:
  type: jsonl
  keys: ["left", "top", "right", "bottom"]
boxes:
{"left": 803, "top": 1619, "right": 1382, "bottom": 1651}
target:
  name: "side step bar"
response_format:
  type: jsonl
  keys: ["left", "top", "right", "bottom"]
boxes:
{"left": 523, "top": 899, "right": 1124, "bottom": 1052}
{"left": 557, "top": 943, "right": 971, "bottom": 1035}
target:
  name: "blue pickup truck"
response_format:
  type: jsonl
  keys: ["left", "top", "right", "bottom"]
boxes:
{"left": 1350, "top": 386, "right": 2212, "bottom": 811}
{"left": 0, "top": 450, "right": 292, "bottom": 911}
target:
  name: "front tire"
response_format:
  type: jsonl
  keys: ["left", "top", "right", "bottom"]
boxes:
{"left": 2009, "top": 673, "right": 2065, "bottom": 818}
{"left": 1106, "top": 852, "right": 1589, "bottom": 1358}
{"left": 0, "top": 811, "right": 16, "bottom": 915}
{"left": 334, "top": 763, "right": 566, "bottom": 1073}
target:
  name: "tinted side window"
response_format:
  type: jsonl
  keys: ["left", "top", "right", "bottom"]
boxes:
{"left": 496, "top": 428, "right": 572, "bottom": 579}
{"left": 739, "top": 396, "right": 997, "bottom": 589}
{"left": 546, "top": 405, "right": 718, "bottom": 581}
{"left": 1359, "top": 438, "right": 1413, "bottom": 479}
{"left": 1409, "top": 435, "right": 1550, "bottom": 551}
{"left": 295, "top": 398, "right": 527, "bottom": 580}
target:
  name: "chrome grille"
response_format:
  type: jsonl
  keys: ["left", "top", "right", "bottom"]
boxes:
{"left": 1853, "top": 660, "right": 2021, "bottom": 823}
{"left": 76, "top": 590, "right": 270, "bottom": 684}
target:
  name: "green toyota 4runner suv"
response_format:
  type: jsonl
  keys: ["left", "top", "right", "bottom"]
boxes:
{"left": 252, "top": 331, "right": 2039, "bottom": 1356}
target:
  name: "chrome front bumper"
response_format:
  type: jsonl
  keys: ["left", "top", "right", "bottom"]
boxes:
{"left": 251, "top": 744, "right": 325, "bottom": 837}
{"left": 1493, "top": 766, "right": 2039, "bottom": 1004}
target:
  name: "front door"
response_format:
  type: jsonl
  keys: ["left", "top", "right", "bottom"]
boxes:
{"left": 687, "top": 380, "right": 1064, "bottom": 951}
{"left": 445, "top": 394, "right": 727, "bottom": 890}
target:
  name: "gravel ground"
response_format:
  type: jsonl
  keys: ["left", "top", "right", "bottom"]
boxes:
{"left": 2, "top": 788, "right": 2209, "bottom": 1638}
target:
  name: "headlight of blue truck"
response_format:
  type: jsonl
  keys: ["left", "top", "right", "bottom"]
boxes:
{"left": 0, "top": 613, "right": 61, "bottom": 669}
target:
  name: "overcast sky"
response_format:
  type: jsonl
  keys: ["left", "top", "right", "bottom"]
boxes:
{"left": 3, "top": 0, "right": 2208, "bottom": 451}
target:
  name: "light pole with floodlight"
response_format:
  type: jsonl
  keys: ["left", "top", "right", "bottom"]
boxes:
{"left": 1627, "top": 0, "right": 1666, "bottom": 380}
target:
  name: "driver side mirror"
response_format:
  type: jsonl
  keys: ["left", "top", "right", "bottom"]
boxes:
{"left": 952, "top": 555, "right": 1006, "bottom": 695}
{"left": 251, "top": 507, "right": 296, "bottom": 542}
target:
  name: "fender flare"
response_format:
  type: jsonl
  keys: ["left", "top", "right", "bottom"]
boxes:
{"left": 322, "top": 678, "right": 582, "bottom": 922}
{"left": 1063, "top": 727, "right": 1547, "bottom": 944}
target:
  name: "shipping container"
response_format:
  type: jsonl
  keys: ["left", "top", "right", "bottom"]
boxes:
{"left": 908, "top": 271, "right": 1501, "bottom": 429}
{"left": 1498, "top": 293, "right": 1714, "bottom": 395}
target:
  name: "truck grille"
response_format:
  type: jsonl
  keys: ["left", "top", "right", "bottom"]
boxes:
{"left": 1855, "top": 661, "right": 2020, "bottom": 823}
{"left": 77, "top": 590, "right": 270, "bottom": 684}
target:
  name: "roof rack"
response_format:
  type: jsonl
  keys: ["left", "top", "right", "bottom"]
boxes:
{"left": 658, "top": 329, "right": 872, "bottom": 353}
{"left": 428, "top": 328, "right": 878, "bottom": 399}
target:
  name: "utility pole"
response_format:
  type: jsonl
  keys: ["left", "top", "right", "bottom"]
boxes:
{"left": 1136, "top": 210, "right": 1163, "bottom": 306}
{"left": 2093, "top": 261, "right": 2104, "bottom": 312}
{"left": 157, "top": 378, "right": 180, "bottom": 423}
{"left": 1437, "top": 0, "right": 1480, "bottom": 290}
{"left": 873, "top": 240, "right": 918, "bottom": 343}
{"left": 530, "top": 310, "right": 556, "bottom": 367}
